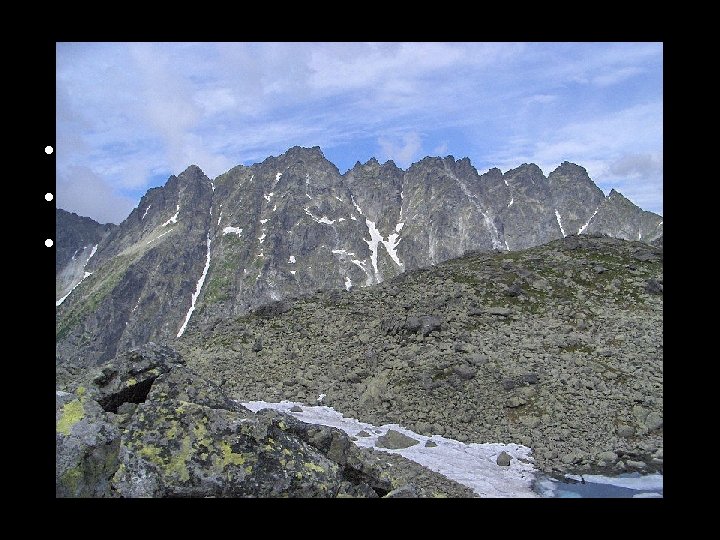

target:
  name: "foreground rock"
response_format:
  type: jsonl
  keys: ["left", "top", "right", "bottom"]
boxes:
{"left": 56, "top": 344, "right": 476, "bottom": 497}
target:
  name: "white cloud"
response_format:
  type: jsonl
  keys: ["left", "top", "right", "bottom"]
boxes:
{"left": 56, "top": 42, "right": 662, "bottom": 222}
{"left": 433, "top": 142, "right": 449, "bottom": 155}
{"left": 608, "top": 153, "right": 663, "bottom": 178}
{"left": 378, "top": 132, "right": 423, "bottom": 168}
{"left": 592, "top": 66, "right": 645, "bottom": 87}
{"left": 56, "top": 166, "right": 137, "bottom": 224}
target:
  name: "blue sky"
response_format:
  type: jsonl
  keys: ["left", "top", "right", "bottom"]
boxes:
{"left": 56, "top": 42, "right": 663, "bottom": 224}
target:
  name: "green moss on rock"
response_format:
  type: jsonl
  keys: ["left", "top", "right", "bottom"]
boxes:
{"left": 56, "top": 398, "right": 85, "bottom": 435}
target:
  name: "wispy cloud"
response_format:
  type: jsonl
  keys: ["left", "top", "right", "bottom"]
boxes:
{"left": 56, "top": 42, "right": 663, "bottom": 223}
{"left": 378, "top": 132, "right": 424, "bottom": 168}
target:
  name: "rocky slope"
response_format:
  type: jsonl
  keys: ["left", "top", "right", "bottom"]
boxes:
{"left": 56, "top": 343, "right": 476, "bottom": 497}
{"left": 55, "top": 209, "right": 115, "bottom": 302}
{"left": 56, "top": 233, "right": 662, "bottom": 497}
{"left": 175, "top": 234, "right": 663, "bottom": 477}
{"left": 56, "top": 147, "right": 663, "bottom": 368}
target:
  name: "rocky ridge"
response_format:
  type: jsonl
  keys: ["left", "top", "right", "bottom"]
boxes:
{"left": 175, "top": 233, "right": 663, "bottom": 477}
{"left": 56, "top": 147, "right": 663, "bottom": 367}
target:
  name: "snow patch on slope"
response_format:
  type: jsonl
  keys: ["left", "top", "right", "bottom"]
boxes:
{"left": 147, "top": 228, "right": 174, "bottom": 245}
{"left": 344, "top": 276, "right": 352, "bottom": 290}
{"left": 56, "top": 271, "right": 92, "bottom": 306}
{"left": 176, "top": 233, "right": 211, "bottom": 338}
{"left": 578, "top": 206, "right": 599, "bottom": 235}
{"left": 305, "top": 208, "right": 335, "bottom": 225}
{"left": 162, "top": 205, "right": 180, "bottom": 227}
{"left": 222, "top": 226, "right": 242, "bottom": 237}
{"left": 446, "top": 165, "right": 505, "bottom": 250}
{"left": 555, "top": 209, "right": 566, "bottom": 237}
{"left": 241, "top": 401, "right": 537, "bottom": 497}
{"left": 141, "top": 205, "right": 151, "bottom": 220}
{"left": 56, "top": 244, "right": 99, "bottom": 306}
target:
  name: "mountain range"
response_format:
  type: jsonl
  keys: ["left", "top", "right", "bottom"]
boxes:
{"left": 55, "top": 146, "right": 663, "bottom": 366}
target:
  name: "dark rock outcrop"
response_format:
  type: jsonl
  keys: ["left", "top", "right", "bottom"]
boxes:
{"left": 56, "top": 343, "right": 476, "bottom": 498}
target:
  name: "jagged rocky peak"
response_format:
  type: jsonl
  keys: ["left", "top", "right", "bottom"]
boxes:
{"left": 504, "top": 163, "right": 547, "bottom": 185}
{"left": 547, "top": 162, "right": 606, "bottom": 237}
{"left": 56, "top": 146, "right": 663, "bottom": 368}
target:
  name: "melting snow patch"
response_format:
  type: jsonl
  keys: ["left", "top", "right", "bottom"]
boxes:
{"left": 447, "top": 166, "right": 503, "bottom": 249}
{"left": 555, "top": 209, "right": 566, "bottom": 237}
{"left": 351, "top": 195, "right": 364, "bottom": 216}
{"left": 290, "top": 270, "right": 296, "bottom": 275}
{"left": 508, "top": 197, "right": 514, "bottom": 208}
{"left": 275, "top": 172, "right": 282, "bottom": 183}
{"left": 176, "top": 233, "right": 211, "bottom": 338}
{"left": 162, "top": 205, "right": 180, "bottom": 227}
{"left": 350, "top": 215, "right": 357, "bottom": 221}
{"left": 504, "top": 178, "right": 509, "bottom": 187}
{"left": 258, "top": 232, "right": 266, "bottom": 243}
{"left": 289, "top": 255, "right": 296, "bottom": 263}
{"left": 56, "top": 272, "right": 92, "bottom": 307}
{"left": 147, "top": 228, "right": 174, "bottom": 245}
{"left": 222, "top": 226, "right": 243, "bottom": 237}
{"left": 260, "top": 219, "right": 268, "bottom": 224}
{"left": 396, "top": 222, "right": 405, "bottom": 233}
{"left": 365, "top": 219, "right": 383, "bottom": 280}
{"left": 350, "top": 258, "right": 374, "bottom": 286}
{"left": 305, "top": 208, "right": 335, "bottom": 225}
{"left": 240, "top": 401, "right": 537, "bottom": 497}
{"left": 210, "top": 181, "right": 215, "bottom": 192}
{"left": 332, "top": 249, "right": 356, "bottom": 257}
{"left": 141, "top": 205, "right": 151, "bottom": 220}
{"left": 578, "top": 206, "right": 599, "bottom": 235}
{"left": 365, "top": 219, "right": 405, "bottom": 275}
{"left": 344, "top": 276, "right": 352, "bottom": 290}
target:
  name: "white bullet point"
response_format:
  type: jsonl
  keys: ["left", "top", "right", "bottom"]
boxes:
{"left": 45, "top": 146, "right": 54, "bottom": 154}
{"left": 45, "top": 193, "right": 54, "bottom": 201}
{"left": 45, "top": 239, "right": 54, "bottom": 247}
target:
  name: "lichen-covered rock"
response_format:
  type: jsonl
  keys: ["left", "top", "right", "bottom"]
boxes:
{"left": 56, "top": 387, "right": 120, "bottom": 497}
{"left": 112, "top": 398, "right": 347, "bottom": 497}
{"left": 56, "top": 342, "right": 479, "bottom": 498}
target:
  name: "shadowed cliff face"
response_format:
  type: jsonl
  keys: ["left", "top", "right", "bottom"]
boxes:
{"left": 56, "top": 147, "right": 663, "bottom": 366}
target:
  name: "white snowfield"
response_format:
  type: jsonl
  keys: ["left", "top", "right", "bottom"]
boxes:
{"left": 241, "top": 400, "right": 538, "bottom": 498}
{"left": 56, "top": 244, "right": 99, "bottom": 306}
{"left": 162, "top": 205, "right": 180, "bottom": 227}
{"left": 555, "top": 209, "right": 566, "bottom": 237}
{"left": 222, "top": 226, "right": 243, "bottom": 237}
{"left": 578, "top": 206, "right": 599, "bottom": 235}
{"left": 176, "top": 233, "right": 211, "bottom": 338}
